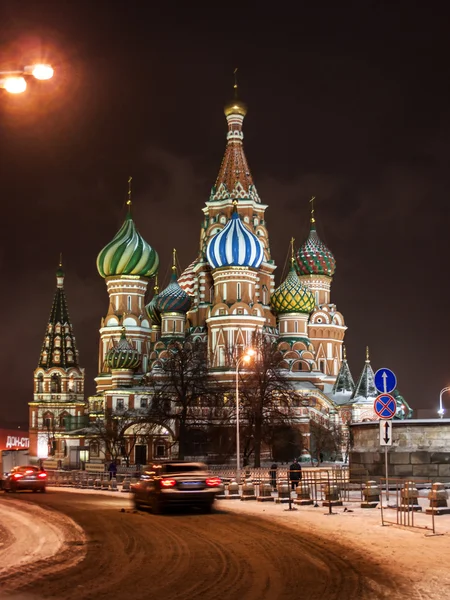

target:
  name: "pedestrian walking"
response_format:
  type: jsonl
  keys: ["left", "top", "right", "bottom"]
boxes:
{"left": 289, "top": 459, "right": 302, "bottom": 491}
{"left": 108, "top": 460, "right": 117, "bottom": 480}
{"left": 269, "top": 462, "right": 277, "bottom": 489}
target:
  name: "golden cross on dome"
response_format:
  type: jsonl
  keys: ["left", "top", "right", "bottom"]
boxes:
{"left": 366, "top": 346, "right": 370, "bottom": 361}
{"left": 154, "top": 274, "right": 159, "bottom": 293}
{"left": 343, "top": 345, "right": 347, "bottom": 360}
{"left": 59, "top": 252, "right": 63, "bottom": 267}
{"left": 172, "top": 248, "right": 177, "bottom": 272}
{"left": 234, "top": 67, "right": 238, "bottom": 97}
{"left": 309, "top": 196, "right": 316, "bottom": 224}
{"left": 126, "top": 176, "right": 132, "bottom": 211}
{"left": 290, "top": 237, "right": 295, "bottom": 265}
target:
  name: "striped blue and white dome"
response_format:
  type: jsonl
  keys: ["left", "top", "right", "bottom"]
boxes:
{"left": 206, "top": 211, "right": 264, "bottom": 270}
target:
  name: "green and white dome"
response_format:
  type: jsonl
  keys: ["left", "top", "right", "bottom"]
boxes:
{"left": 97, "top": 213, "right": 159, "bottom": 278}
{"left": 106, "top": 329, "right": 140, "bottom": 370}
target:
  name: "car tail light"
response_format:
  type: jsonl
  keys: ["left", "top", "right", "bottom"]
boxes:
{"left": 206, "top": 477, "right": 221, "bottom": 487}
{"left": 12, "top": 473, "right": 23, "bottom": 480}
{"left": 38, "top": 472, "right": 47, "bottom": 479}
{"left": 160, "top": 478, "right": 177, "bottom": 488}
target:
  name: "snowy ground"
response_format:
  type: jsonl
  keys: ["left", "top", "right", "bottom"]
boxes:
{"left": 1, "top": 486, "right": 450, "bottom": 599}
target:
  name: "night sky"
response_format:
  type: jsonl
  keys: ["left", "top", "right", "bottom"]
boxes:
{"left": 1, "top": 1, "right": 449, "bottom": 426}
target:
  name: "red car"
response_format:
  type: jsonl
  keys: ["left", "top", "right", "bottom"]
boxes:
{"left": 3, "top": 466, "right": 47, "bottom": 493}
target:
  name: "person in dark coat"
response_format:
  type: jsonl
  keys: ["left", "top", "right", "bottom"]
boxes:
{"left": 289, "top": 459, "right": 302, "bottom": 490}
{"left": 108, "top": 460, "right": 117, "bottom": 480}
{"left": 269, "top": 463, "right": 278, "bottom": 489}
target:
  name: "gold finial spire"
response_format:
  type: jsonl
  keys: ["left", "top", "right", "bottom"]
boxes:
{"left": 126, "top": 176, "right": 132, "bottom": 212}
{"left": 154, "top": 274, "right": 159, "bottom": 293}
{"left": 59, "top": 253, "right": 63, "bottom": 267}
{"left": 343, "top": 345, "right": 347, "bottom": 360}
{"left": 309, "top": 196, "right": 316, "bottom": 224}
{"left": 233, "top": 67, "right": 238, "bottom": 97}
{"left": 172, "top": 248, "right": 177, "bottom": 272}
{"left": 290, "top": 237, "right": 295, "bottom": 265}
{"left": 366, "top": 346, "right": 370, "bottom": 361}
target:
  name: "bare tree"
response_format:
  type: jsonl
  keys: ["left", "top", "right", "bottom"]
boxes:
{"left": 144, "top": 339, "right": 225, "bottom": 460}
{"left": 236, "top": 333, "right": 298, "bottom": 467}
{"left": 309, "top": 421, "right": 343, "bottom": 464}
{"left": 88, "top": 409, "right": 159, "bottom": 465}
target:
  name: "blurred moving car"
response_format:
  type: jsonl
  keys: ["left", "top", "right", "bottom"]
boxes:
{"left": 132, "top": 461, "right": 221, "bottom": 513}
{"left": 2, "top": 465, "right": 47, "bottom": 493}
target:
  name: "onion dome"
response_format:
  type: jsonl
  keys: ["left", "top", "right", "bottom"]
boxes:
{"left": 206, "top": 207, "right": 264, "bottom": 270}
{"left": 271, "top": 265, "right": 315, "bottom": 314}
{"left": 295, "top": 200, "right": 336, "bottom": 277}
{"left": 106, "top": 329, "right": 140, "bottom": 370}
{"left": 178, "top": 259, "right": 197, "bottom": 296}
{"left": 156, "top": 269, "right": 191, "bottom": 314}
{"left": 97, "top": 180, "right": 159, "bottom": 278}
{"left": 145, "top": 277, "right": 161, "bottom": 326}
{"left": 224, "top": 98, "right": 248, "bottom": 117}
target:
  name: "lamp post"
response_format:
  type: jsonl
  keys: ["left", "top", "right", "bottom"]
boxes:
{"left": 0, "top": 64, "right": 54, "bottom": 94}
{"left": 235, "top": 348, "right": 256, "bottom": 483}
{"left": 438, "top": 387, "right": 450, "bottom": 419}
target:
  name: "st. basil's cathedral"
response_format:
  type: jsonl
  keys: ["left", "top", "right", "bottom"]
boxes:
{"left": 28, "top": 94, "right": 411, "bottom": 465}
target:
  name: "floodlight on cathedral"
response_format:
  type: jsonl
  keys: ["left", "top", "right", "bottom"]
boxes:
{"left": 96, "top": 211, "right": 159, "bottom": 279}
{"left": 295, "top": 199, "right": 336, "bottom": 277}
{"left": 105, "top": 328, "right": 140, "bottom": 370}
{"left": 206, "top": 204, "right": 264, "bottom": 270}
{"left": 271, "top": 265, "right": 315, "bottom": 314}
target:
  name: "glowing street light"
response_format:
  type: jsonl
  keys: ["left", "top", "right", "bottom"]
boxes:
{"left": 24, "top": 63, "right": 54, "bottom": 80}
{"left": 1, "top": 76, "right": 27, "bottom": 94}
{"left": 0, "top": 63, "right": 54, "bottom": 94}
{"left": 438, "top": 387, "right": 450, "bottom": 419}
{"left": 235, "top": 348, "right": 256, "bottom": 483}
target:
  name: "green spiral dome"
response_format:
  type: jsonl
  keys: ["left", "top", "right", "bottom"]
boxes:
{"left": 271, "top": 265, "right": 315, "bottom": 314}
{"left": 97, "top": 213, "right": 159, "bottom": 278}
{"left": 106, "top": 330, "right": 140, "bottom": 370}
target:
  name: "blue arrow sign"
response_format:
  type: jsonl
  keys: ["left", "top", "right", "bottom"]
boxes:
{"left": 374, "top": 394, "right": 397, "bottom": 419}
{"left": 374, "top": 368, "right": 397, "bottom": 394}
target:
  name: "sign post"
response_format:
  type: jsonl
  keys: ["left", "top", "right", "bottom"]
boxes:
{"left": 374, "top": 368, "right": 397, "bottom": 504}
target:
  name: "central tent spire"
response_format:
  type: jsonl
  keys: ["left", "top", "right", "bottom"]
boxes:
{"left": 210, "top": 71, "right": 260, "bottom": 204}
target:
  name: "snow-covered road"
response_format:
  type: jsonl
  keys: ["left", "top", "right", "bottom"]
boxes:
{"left": 0, "top": 498, "right": 86, "bottom": 596}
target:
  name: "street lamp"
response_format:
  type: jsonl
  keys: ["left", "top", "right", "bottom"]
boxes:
{"left": 235, "top": 348, "right": 256, "bottom": 483}
{"left": 0, "top": 63, "right": 54, "bottom": 94}
{"left": 438, "top": 387, "right": 450, "bottom": 419}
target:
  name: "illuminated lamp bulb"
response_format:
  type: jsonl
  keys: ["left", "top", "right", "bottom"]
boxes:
{"left": 24, "top": 64, "right": 54, "bottom": 80}
{"left": 2, "top": 76, "right": 27, "bottom": 94}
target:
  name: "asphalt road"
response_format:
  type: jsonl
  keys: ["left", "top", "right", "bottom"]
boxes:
{"left": 0, "top": 490, "right": 398, "bottom": 600}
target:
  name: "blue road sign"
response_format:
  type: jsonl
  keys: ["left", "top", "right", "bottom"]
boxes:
{"left": 374, "top": 394, "right": 397, "bottom": 419}
{"left": 374, "top": 368, "right": 397, "bottom": 394}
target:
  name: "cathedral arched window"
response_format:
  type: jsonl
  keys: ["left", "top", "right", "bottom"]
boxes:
{"left": 54, "top": 336, "right": 61, "bottom": 348}
{"left": 64, "top": 324, "right": 70, "bottom": 333}
{"left": 67, "top": 350, "right": 74, "bottom": 362}
{"left": 244, "top": 216, "right": 249, "bottom": 223}
{"left": 127, "top": 296, "right": 132, "bottom": 311}
{"left": 51, "top": 374, "right": 62, "bottom": 393}
{"left": 294, "top": 321, "right": 298, "bottom": 333}
{"left": 66, "top": 337, "right": 72, "bottom": 348}
{"left": 42, "top": 351, "right": 48, "bottom": 364}
{"left": 55, "top": 324, "right": 61, "bottom": 334}
{"left": 37, "top": 374, "right": 44, "bottom": 393}
{"left": 53, "top": 351, "right": 61, "bottom": 363}
{"left": 45, "top": 336, "right": 50, "bottom": 347}
{"left": 220, "top": 216, "right": 226, "bottom": 224}
{"left": 237, "top": 283, "right": 241, "bottom": 301}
